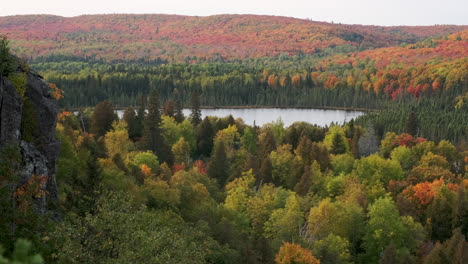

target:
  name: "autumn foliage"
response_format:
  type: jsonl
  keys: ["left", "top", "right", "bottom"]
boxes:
{"left": 275, "top": 242, "right": 320, "bottom": 264}
{"left": 0, "top": 14, "right": 466, "bottom": 61}
{"left": 14, "top": 175, "right": 47, "bottom": 212}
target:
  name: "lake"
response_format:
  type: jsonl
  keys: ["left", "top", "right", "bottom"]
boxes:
{"left": 116, "top": 108, "right": 365, "bottom": 127}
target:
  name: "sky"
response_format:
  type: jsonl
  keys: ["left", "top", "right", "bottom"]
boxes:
{"left": 1, "top": 0, "right": 467, "bottom": 26}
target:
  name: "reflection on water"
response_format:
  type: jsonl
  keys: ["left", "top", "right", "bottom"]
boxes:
{"left": 116, "top": 108, "right": 364, "bottom": 127}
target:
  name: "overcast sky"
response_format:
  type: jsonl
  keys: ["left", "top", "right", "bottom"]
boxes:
{"left": 1, "top": 0, "right": 467, "bottom": 26}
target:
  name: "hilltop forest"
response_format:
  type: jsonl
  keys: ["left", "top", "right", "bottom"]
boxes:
{"left": 1, "top": 14, "right": 466, "bottom": 143}
{"left": 0, "top": 14, "right": 467, "bottom": 264}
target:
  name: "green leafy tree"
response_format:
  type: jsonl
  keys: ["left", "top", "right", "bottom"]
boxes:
{"left": 264, "top": 194, "right": 304, "bottom": 249}
{"left": 0, "top": 239, "right": 44, "bottom": 264}
{"left": 362, "top": 196, "right": 424, "bottom": 263}
{"left": 172, "top": 137, "right": 191, "bottom": 165}
{"left": 270, "top": 144, "right": 298, "bottom": 188}
{"left": 312, "top": 234, "right": 352, "bottom": 264}
{"left": 132, "top": 151, "right": 160, "bottom": 173}
{"left": 50, "top": 192, "right": 209, "bottom": 264}
{"left": 104, "top": 120, "right": 131, "bottom": 159}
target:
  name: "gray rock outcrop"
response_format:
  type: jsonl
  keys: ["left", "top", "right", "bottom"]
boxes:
{"left": 0, "top": 69, "right": 59, "bottom": 213}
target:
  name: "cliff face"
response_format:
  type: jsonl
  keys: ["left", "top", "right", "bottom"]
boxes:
{"left": 0, "top": 69, "right": 59, "bottom": 213}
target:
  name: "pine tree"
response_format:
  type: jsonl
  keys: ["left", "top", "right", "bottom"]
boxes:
{"left": 142, "top": 89, "right": 172, "bottom": 164}
{"left": 190, "top": 91, "right": 202, "bottom": 126}
{"left": 208, "top": 141, "right": 229, "bottom": 186}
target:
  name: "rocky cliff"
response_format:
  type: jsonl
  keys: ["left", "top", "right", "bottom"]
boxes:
{"left": 0, "top": 67, "right": 59, "bottom": 213}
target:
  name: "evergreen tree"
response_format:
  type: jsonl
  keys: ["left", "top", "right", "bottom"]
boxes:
{"left": 142, "top": 89, "right": 172, "bottom": 164}
{"left": 190, "top": 91, "right": 202, "bottom": 126}
{"left": 135, "top": 96, "right": 146, "bottom": 139}
{"left": 331, "top": 132, "right": 347, "bottom": 155}
{"left": 295, "top": 136, "right": 313, "bottom": 165}
{"left": 197, "top": 117, "right": 214, "bottom": 157}
{"left": 122, "top": 107, "right": 138, "bottom": 140}
{"left": 91, "top": 101, "right": 115, "bottom": 138}
{"left": 351, "top": 127, "right": 361, "bottom": 158}
{"left": 295, "top": 165, "right": 312, "bottom": 196}
{"left": 174, "top": 105, "right": 185, "bottom": 123}
{"left": 259, "top": 129, "right": 277, "bottom": 159}
{"left": 174, "top": 89, "right": 185, "bottom": 123}
{"left": 259, "top": 156, "right": 273, "bottom": 185}
{"left": 208, "top": 141, "right": 229, "bottom": 186}
{"left": 163, "top": 99, "right": 176, "bottom": 118}
{"left": 0, "top": 36, "right": 15, "bottom": 77}
{"left": 405, "top": 111, "right": 418, "bottom": 136}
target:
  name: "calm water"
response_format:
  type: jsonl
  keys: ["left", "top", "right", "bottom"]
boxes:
{"left": 116, "top": 108, "right": 365, "bottom": 127}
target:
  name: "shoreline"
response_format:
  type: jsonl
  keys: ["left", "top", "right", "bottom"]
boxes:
{"left": 66, "top": 105, "right": 375, "bottom": 112}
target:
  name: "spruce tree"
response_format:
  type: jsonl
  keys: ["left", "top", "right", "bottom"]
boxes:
{"left": 259, "top": 129, "right": 276, "bottom": 159}
{"left": 91, "top": 100, "right": 115, "bottom": 138}
{"left": 174, "top": 89, "right": 185, "bottom": 123}
{"left": 197, "top": 117, "right": 214, "bottom": 157}
{"left": 142, "top": 89, "right": 172, "bottom": 164}
{"left": 163, "top": 99, "right": 176, "bottom": 118}
{"left": 294, "top": 165, "right": 312, "bottom": 196}
{"left": 208, "top": 141, "right": 229, "bottom": 186}
{"left": 135, "top": 96, "right": 146, "bottom": 138}
{"left": 331, "top": 133, "right": 347, "bottom": 155}
{"left": 123, "top": 107, "right": 138, "bottom": 140}
{"left": 190, "top": 91, "right": 202, "bottom": 126}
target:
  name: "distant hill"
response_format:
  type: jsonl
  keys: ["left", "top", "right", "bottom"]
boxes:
{"left": 0, "top": 14, "right": 466, "bottom": 61}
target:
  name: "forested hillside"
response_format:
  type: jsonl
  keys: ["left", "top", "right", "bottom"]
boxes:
{"left": 2, "top": 90, "right": 467, "bottom": 263}
{"left": 1, "top": 14, "right": 466, "bottom": 61}
{"left": 1, "top": 21, "right": 467, "bottom": 264}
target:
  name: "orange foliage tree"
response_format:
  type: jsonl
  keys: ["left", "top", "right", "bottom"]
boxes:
{"left": 275, "top": 242, "right": 320, "bottom": 264}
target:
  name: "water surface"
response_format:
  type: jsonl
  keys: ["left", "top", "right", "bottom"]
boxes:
{"left": 117, "top": 108, "right": 364, "bottom": 127}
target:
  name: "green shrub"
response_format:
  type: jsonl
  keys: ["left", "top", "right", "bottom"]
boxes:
{"left": 8, "top": 72, "right": 27, "bottom": 98}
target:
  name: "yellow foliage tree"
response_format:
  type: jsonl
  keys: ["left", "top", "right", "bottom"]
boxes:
{"left": 104, "top": 120, "right": 131, "bottom": 159}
